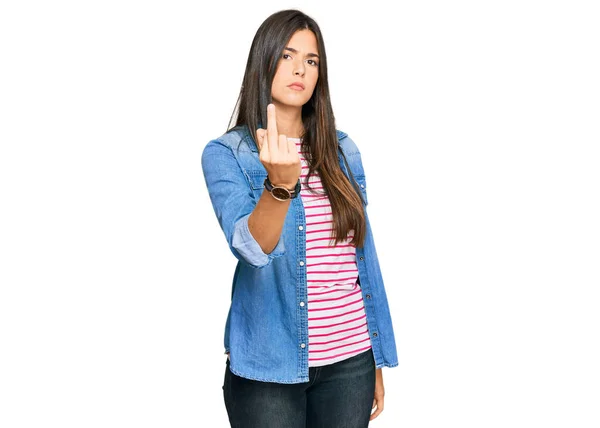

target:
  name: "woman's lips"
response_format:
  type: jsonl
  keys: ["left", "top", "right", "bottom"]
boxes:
{"left": 288, "top": 84, "right": 305, "bottom": 91}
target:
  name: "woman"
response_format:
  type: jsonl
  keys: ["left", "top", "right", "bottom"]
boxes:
{"left": 201, "top": 9, "right": 398, "bottom": 428}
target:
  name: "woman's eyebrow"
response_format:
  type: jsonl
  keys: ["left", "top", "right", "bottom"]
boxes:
{"left": 284, "top": 47, "right": 319, "bottom": 58}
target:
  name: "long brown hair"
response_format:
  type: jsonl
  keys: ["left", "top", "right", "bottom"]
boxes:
{"left": 227, "top": 9, "right": 365, "bottom": 248}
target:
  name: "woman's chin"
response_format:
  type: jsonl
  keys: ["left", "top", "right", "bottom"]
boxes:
{"left": 274, "top": 98, "right": 308, "bottom": 109}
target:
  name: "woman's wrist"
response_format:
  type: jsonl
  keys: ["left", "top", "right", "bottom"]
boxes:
{"left": 268, "top": 176, "right": 298, "bottom": 190}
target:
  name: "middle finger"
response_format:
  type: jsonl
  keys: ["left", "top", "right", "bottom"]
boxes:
{"left": 267, "top": 104, "right": 279, "bottom": 157}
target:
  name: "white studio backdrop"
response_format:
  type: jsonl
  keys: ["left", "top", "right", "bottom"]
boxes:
{"left": 1, "top": 1, "right": 599, "bottom": 427}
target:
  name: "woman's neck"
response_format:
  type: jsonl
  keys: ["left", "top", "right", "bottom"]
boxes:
{"left": 272, "top": 102, "right": 304, "bottom": 138}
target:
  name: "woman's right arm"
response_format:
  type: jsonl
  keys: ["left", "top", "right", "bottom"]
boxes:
{"left": 201, "top": 138, "right": 287, "bottom": 268}
{"left": 249, "top": 103, "right": 302, "bottom": 253}
{"left": 201, "top": 104, "right": 300, "bottom": 267}
{"left": 247, "top": 185, "right": 292, "bottom": 254}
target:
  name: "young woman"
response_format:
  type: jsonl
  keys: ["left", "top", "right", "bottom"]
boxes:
{"left": 201, "top": 9, "right": 399, "bottom": 428}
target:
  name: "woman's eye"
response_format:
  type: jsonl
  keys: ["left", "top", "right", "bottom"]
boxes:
{"left": 281, "top": 54, "right": 318, "bottom": 66}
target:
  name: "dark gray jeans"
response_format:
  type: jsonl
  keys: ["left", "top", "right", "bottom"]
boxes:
{"left": 223, "top": 349, "right": 376, "bottom": 428}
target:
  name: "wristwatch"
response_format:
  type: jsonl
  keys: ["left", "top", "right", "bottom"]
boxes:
{"left": 263, "top": 177, "right": 301, "bottom": 201}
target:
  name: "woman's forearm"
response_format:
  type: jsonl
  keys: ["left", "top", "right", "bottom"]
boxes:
{"left": 247, "top": 190, "right": 292, "bottom": 254}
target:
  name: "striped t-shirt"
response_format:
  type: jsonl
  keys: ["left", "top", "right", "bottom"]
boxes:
{"left": 290, "top": 137, "right": 372, "bottom": 367}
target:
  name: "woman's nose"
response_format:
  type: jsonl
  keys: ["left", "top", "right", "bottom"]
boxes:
{"left": 293, "top": 61, "right": 305, "bottom": 76}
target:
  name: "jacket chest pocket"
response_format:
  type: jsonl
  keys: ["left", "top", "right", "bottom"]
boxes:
{"left": 244, "top": 169, "right": 267, "bottom": 201}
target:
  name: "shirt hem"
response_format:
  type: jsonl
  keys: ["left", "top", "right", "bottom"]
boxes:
{"left": 227, "top": 364, "right": 310, "bottom": 384}
{"left": 375, "top": 361, "right": 399, "bottom": 369}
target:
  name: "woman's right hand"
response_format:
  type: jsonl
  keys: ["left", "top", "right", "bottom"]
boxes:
{"left": 255, "top": 104, "right": 301, "bottom": 190}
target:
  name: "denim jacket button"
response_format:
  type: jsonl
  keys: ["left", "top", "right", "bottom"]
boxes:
{"left": 359, "top": 256, "right": 364, "bottom": 261}
{"left": 366, "top": 294, "right": 371, "bottom": 299}
{"left": 298, "top": 225, "right": 304, "bottom": 231}
{"left": 300, "top": 343, "right": 306, "bottom": 348}
{"left": 299, "top": 261, "right": 305, "bottom": 266}
{"left": 299, "top": 301, "right": 305, "bottom": 307}
{"left": 372, "top": 332, "right": 378, "bottom": 337}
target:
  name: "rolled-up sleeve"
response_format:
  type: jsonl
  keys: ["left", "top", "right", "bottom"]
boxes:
{"left": 231, "top": 212, "right": 285, "bottom": 267}
{"left": 201, "top": 138, "right": 285, "bottom": 268}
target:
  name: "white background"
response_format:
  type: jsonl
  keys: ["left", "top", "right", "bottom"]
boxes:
{"left": 1, "top": 1, "right": 599, "bottom": 427}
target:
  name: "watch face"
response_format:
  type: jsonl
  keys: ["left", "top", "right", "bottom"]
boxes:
{"left": 271, "top": 187, "right": 291, "bottom": 201}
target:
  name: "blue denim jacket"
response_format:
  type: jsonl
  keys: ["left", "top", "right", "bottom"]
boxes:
{"left": 201, "top": 124, "right": 399, "bottom": 383}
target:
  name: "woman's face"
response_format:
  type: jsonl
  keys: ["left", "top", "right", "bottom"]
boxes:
{"left": 271, "top": 29, "right": 320, "bottom": 110}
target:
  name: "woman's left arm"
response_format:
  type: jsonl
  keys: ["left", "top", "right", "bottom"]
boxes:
{"left": 370, "top": 368, "right": 385, "bottom": 421}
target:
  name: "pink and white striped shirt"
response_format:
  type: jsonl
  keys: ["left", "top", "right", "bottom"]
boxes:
{"left": 291, "top": 137, "right": 372, "bottom": 367}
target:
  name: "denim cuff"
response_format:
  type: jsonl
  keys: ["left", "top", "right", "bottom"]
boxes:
{"left": 231, "top": 213, "right": 285, "bottom": 268}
